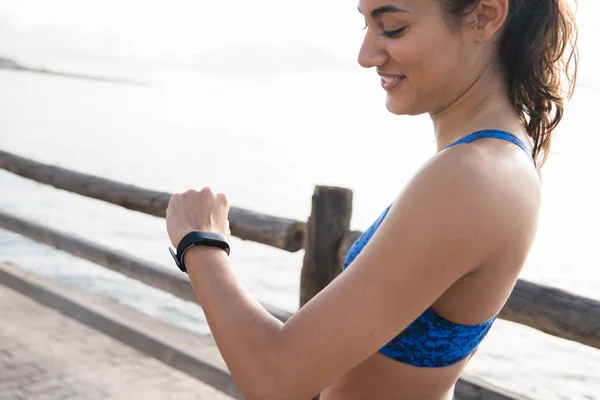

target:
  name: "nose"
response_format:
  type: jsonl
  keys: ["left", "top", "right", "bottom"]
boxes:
{"left": 357, "top": 30, "right": 389, "bottom": 69}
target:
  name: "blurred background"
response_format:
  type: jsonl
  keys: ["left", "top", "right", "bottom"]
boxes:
{"left": 0, "top": 1, "right": 598, "bottom": 398}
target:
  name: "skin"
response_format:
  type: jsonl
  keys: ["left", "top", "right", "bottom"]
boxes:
{"left": 165, "top": 0, "right": 543, "bottom": 398}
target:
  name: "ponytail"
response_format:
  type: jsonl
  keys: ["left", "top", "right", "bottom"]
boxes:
{"left": 442, "top": 0, "right": 579, "bottom": 167}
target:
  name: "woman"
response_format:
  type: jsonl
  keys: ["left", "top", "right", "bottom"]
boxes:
{"left": 165, "top": 0, "right": 578, "bottom": 398}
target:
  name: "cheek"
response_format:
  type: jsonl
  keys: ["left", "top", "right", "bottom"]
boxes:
{"left": 389, "top": 34, "right": 452, "bottom": 86}
{"left": 387, "top": 39, "right": 423, "bottom": 73}
{"left": 393, "top": 34, "right": 466, "bottom": 99}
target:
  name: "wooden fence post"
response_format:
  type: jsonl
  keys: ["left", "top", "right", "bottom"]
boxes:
{"left": 300, "top": 186, "right": 353, "bottom": 308}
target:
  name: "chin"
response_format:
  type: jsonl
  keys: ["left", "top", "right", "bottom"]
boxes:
{"left": 385, "top": 96, "right": 423, "bottom": 116}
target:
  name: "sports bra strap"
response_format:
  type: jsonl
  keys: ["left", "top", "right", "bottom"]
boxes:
{"left": 442, "top": 130, "right": 536, "bottom": 167}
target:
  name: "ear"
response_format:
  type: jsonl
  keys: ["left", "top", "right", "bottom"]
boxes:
{"left": 468, "top": 0, "right": 509, "bottom": 42}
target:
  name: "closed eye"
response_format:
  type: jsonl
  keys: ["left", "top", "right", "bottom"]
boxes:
{"left": 382, "top": 27, "right": 407, "bottom": 38}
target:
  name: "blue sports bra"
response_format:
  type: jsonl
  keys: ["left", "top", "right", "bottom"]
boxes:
{"left": 342, "top": 130, "right": 535, "bottom": 368}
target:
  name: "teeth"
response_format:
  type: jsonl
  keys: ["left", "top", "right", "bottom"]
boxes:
{"left": 382, "top": 76, "right": 400, "bottom": 83}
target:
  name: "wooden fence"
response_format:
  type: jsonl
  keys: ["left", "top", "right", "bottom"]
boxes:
{"left": 1, "top": 149, "right": 599, "bottom": 400}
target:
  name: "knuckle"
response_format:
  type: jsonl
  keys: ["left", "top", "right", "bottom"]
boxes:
{"left": 216, "top": 193, "right": 228, "bottom": 203}
{"left": 199, "top": 187, "right": 214, "bottom": 200}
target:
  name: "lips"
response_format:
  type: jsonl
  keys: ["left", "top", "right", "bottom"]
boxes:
{"left": 379, "top": 74, "right": 406, "bottom": 92}
{"left": 381, "top": 76, "right": 403, "bottom": 83}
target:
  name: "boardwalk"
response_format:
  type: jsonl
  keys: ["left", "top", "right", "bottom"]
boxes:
{"left": 0, "top": 283, "right": 234, "bottom": 400}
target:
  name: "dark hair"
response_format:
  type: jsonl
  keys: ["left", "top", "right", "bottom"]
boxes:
{"left": 441, "top": 0, "right": 579, "bottom": 167}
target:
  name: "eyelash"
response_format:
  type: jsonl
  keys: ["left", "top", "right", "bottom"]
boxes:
{"left": 362, "top": 24, "right": 407, "bottom": 39}
{"left": 382, "top": 27, "right": 406, "bottom": 38}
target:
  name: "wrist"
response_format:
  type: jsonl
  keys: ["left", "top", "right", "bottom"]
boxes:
{"left": 183, "top": 245, "right": 229, "bottom": 271}
{"left": 170, "top": 231, "right": 231, "bottom": 273}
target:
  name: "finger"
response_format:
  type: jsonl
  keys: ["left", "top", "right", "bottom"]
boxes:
{"left": 216, "top": 193, "right": 229, "bottom": 208}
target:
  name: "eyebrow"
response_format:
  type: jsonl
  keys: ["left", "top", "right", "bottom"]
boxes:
{"left": 357, "top": 5, "right": 409, "bottom": 18}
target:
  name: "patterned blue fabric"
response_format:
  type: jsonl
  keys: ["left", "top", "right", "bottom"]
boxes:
{"left": 342, "top": 130, "right": 532, "bottom": 368}
{"left": 442, "top": 129, "right": 536, "bottom": 167}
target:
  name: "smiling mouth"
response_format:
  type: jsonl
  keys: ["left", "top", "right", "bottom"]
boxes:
{"left": 381, "top": 75, "right": 405, "bottom": 83}
{"left": 380, "top": 75, "right": 406, "bottom": 91}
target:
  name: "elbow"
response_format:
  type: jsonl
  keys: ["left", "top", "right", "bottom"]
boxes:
{"left": 236, "top": 367, "right": 305, "bottom": 400}
{"left": 237, "top": 373, "right": 288, "bottom": 400}
{"left": 241, "top": 389, "right": 279, "bottom": 400}
{"left": 242, "top": 388, "right": 304, "bottom": 400}
{"left": 233, "top": 335, "right": 316, "bottom": 400}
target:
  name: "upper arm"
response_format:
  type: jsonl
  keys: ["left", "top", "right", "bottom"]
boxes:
{"left": 263, "top": 153, "right": 520, "bottom": 399}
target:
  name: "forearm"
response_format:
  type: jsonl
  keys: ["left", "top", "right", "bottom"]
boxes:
{"left": 184, "top": 246, "right": 285, "bottom": 397}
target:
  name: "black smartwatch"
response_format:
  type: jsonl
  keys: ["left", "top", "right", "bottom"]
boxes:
{"left": 169, "top": 231, "right": 230, "bottom": 273}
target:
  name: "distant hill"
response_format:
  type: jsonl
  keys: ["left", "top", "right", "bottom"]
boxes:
{"left": 0, "top": 57, "right": 19, "bottom": 69}
{"left": 0, "top": 56, "right": 146, "bottom": 85}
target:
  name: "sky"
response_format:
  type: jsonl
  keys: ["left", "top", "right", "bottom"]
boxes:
{"left": 0, "top": 0, "right": 596, "bottom": 85}
{"left": 0, "top": 0, "right": 362, "bottom": 65}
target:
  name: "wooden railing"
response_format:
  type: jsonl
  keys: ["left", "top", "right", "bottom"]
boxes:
{"left": 1, "top": 149, "right": 599, "bottom": 400}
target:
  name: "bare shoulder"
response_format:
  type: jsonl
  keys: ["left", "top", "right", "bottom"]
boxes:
{"left": 439, "top": 139, "right": 541, "bottom": 213}
{"left": 391, "top": 140, "right": 542, "bottom": 254}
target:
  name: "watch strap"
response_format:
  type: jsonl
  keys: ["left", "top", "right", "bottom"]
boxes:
{"left": 169, "top": 231, "right": 230, "bottom": 272}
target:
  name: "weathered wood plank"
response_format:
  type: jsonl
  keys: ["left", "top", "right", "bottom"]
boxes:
{"left": 0, "top": 150, "right": 305, "bottom": 252}
{"left": 339, "top": 230, "right": 362, "bottom": 265}
{"left": 454, "top": 377, "right": 527, "bottom": 400}
{"left": 300, "top": 186, "right": 353, "bottom": 307}
{"left": 0, "top": 211, "right": 293, "bottom": 323}
{"left": 0, "top": 261, "right": 241, "bottom": 399}
{"left": 500, "top": 279, "right": 600, "bottom": 349}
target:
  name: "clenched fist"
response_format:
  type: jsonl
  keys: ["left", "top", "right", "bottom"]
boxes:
{"left": 165, "top": 187, "right": 231, "bottom": 247}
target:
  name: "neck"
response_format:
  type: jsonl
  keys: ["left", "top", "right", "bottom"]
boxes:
{"left": 429, "top": 66, "right": 525, "bottom": 152}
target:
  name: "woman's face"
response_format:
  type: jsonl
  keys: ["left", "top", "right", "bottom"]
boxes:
{"left": 358, "top": 0, "right": 488, "bottom": 116}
